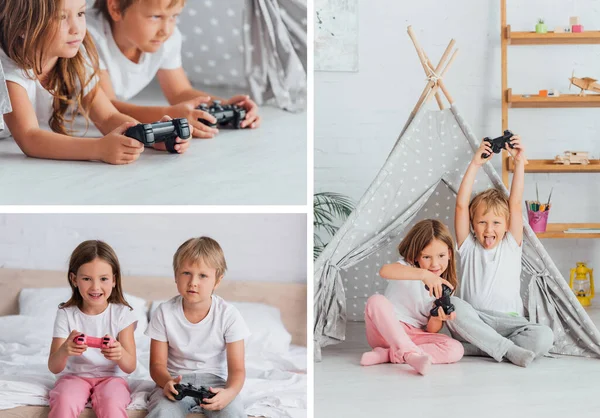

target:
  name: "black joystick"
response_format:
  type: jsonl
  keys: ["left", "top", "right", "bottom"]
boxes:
{"left": 482, "top": 129, "right": 515, "bottom": 159}
{"left": 173, "top": 383, "right": 216, "bottom": 402}
{"left": 424, "top": 284, "right": 455, "bottom": 317}
{"left": 197, "top": 100, "right": 247, "bottom": 129}
{"left": 124, "top": 118, "right": 191, "bottom": 154}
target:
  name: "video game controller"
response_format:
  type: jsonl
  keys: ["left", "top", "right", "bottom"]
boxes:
{"left": 173, "top": 383, "right": 216, "bottom": 402}
{"left": 424, "top": 284, "right": 455, "bottom": 317}
{"left": 482, "top": 129, "right": 515, "bottom": 158}
{"left": 197, "top": 100, "right": 247, "bottom": 129}
{"left": 124, "top": 118, "right": 191, "bottom": 154}
{"left": 73, "top": 334, "right": 115, "bottom": 348}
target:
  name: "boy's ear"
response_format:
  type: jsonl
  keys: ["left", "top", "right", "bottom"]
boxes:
{"left": 214, "top": 275, "right": 224, "bottom": 291}
{"left": 107, "top": 0, "right": 124, "bottom": 21}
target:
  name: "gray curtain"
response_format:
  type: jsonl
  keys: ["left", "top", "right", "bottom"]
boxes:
{"left": 0, "top": 60, "right": 11, "bottom": 132}
{"left": 314, "top": 99, "right": 600, "bottom": 361}
{"left": 243, "top": 0, "right": 307, "bottom": 112}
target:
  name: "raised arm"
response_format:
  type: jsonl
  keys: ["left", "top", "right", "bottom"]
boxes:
{"left": 506, "top": 135, "right": 527, "bottom": 246}
{"left": 455, "top": 139, "right": 493, "bottom": 248}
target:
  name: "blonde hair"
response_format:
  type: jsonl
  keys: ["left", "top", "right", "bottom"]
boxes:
{"left": 469, "top": 188, "right": 510, "bottom": 225}
{"left": 93, "top": 0, "right": 186, "bottom": 23}
{"left": 398, "top": 219, "right": 458, "bottom": 290}
{"left": 173, "top": 237, "right": 227, "bottom": 278}
{"left": 61, "top": 240, "right": 132, "bottom": 310}
{"left": 0, "top": 0, "right": 99, "bottom": 135}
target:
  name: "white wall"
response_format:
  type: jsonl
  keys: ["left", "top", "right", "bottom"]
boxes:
{"left": 0, "top": 214, "right": 307, "bottom": 283}
{"left": 315, "top": 0, "right": 600, "bottom": 282}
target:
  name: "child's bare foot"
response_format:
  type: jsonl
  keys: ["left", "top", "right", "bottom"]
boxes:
{"left": 404, "top": 352, "right": 432, "bottom": 375}
{"left": 360, "top": 347, "right": 390, "bottom": 366}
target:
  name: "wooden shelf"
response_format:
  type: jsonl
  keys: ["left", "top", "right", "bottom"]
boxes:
{"left": 508, "top": 159, "right": 600, "bottom": 173}
{"left": 507, "top": 89, "right": 600, "bottom": 108}
{"left": 507, "top": 28, "right": 600, "bottom": 45}
{"left": 536, "top": 223, "right": 600, "bottom": 239}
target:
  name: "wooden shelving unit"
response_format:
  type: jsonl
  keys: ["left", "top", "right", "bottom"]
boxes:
{"left": 507, "top": 88, "right": 600, "bottom": 108}
{"left": 501, "top": 0, "right": 600, "bottom": 239}
{"left": 536, "top": 223, "right": 600, "bottom": 239}
{"left": 507, "top": 159, "right": 600, "bottom": 173}
{"left": 507, "top": 28, "right": 600, "bottom": 45}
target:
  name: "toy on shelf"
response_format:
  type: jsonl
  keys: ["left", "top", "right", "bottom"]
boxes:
{"left": 569, "top": 262, "right": 594, "bottom": 306}
{"left": 553, "top": 151, "right": 590, "bottom": 165}
{"left": 535, "top": 18, "right": 547, "bottom": 34}
{"left": 570, "top": 16, "right": 584, "bottom": 32}
{"left": 569, "top": 71, "right": 600, "bottom": 96}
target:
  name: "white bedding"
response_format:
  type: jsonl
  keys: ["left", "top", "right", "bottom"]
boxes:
{"left": 0, "top": 315, "right": 306, "bottom": 417}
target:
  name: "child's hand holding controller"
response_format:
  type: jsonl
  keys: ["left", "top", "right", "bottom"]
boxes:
{"left": 504, "top": 134, "right": 528, "bottom": 164}
{"left": 98, "top": 121, "right": 145, "bottom": 165}
{"left": 201, "top": 387, "right": 234, "bottom": 411}
{"left": 473, "top": 139, "right": 494, "bottom": 166}
{"left": 100, "top": 334, "right": 122, "bottom": 361}
{"left": 164, "top": 375, "right": 183, "bottom": 401}
{"left": 62, "top": 330, "right": 88, "bottom": 356}
{"left": 435, "top": 306, "right": 456, "bottom": 322}
{"left": 421, "top": 271, "right": 453, "bottom": 299}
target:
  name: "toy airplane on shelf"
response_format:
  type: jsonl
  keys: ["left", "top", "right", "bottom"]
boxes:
{"left": 569, "top": 70, "right": 600, "bottom": 95}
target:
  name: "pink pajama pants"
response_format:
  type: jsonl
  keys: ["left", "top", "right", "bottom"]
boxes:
{"left": 48, "top": 375, "right": 130, "bottom": 418}
{"left": 364, "top": 294, "right": 464, "bottom": 363}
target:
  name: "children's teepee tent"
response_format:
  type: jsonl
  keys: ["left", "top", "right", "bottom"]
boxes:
{"left": 0, "top": 61, "right": 10, "bottom": 132}
{"left": 314, "top": 27, "right": 600, "bottom": 361}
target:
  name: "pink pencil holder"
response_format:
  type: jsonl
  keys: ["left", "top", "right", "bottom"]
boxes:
{"left": 527, "top": 209, "right": 549, "bottom": 233}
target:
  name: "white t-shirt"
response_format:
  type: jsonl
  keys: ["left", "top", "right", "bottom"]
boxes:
{"left": 86, "top": 11, "right": 183, "bottom": 101}
{"left": 145, "top": 295, "right": 250, "bottom": 379}
{"left": 52, "top": 303, "right": 138, "bottom": 378}
{"left": 383, "top": 256, "right": 436, "bottom": 328}
{"left": 0, "top": 49, "right": 97, "bottom": 138}
{"left": 457, "top": 232, "right": 524, "bottom": 316}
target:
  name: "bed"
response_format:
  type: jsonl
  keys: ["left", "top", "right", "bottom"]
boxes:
{"left": 0, "top": 268, "right": 307, "bottom": 418}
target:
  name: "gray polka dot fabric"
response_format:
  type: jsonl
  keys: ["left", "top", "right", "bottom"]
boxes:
{"left": 0, "top": 61, "right": 10, "bottom": 132}
{"left": 179, "top": 0, "right": 307, "bottom": 111}
{"left": 314, "top": 103, "right": 600, "bottom": 361}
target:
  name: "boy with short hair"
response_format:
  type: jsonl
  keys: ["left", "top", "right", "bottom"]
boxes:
{"left": 145, "top": 236, "right": 249, "bottom": 418}
{"left": 447, "top": 135, "right": 554, "bottom": 367}
{"left": 88, "top": 0, "right": 261, "bottom": 139}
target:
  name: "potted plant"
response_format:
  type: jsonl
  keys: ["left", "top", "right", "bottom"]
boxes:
{"left": 535, "top": 18, "right": 547, "bottom": 34}
{"left": 313, "top": 192, "right": 354, "bottom": 259}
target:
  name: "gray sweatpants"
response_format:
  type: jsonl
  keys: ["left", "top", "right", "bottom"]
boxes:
{"left": 445, "top": 297, "right": 554, "bottom": 362}
{"left": 146, "top": 373, "right": 245, "bottom": 418}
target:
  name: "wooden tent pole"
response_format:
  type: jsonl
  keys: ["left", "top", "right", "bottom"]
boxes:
{"left": 407, "top": 26, "right": 445, "bottom": 109}
{"left": 407, "top": 26, "right": 457, "bottom": 108}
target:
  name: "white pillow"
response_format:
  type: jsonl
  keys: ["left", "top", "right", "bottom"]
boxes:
{"left": 18, "top": 287, "right": 149, "bottom": 334}
{"left": 149, "top": 299, "right": 292, "bottom": 354}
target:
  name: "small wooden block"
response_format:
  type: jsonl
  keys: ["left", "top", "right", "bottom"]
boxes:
{"left": 554, "top": 26, "right": 565, "bottom": 33}
{"left": 570, "top": 16, "right": 580, "bottom": 25}
{"left": 572, "top": 25, "right": 583, "bottom": 33}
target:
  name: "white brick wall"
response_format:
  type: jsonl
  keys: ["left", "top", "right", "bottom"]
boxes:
{"left": 315, "top": 0, "right": 600, "bottom": 283}
{"left": 0, "top": 214, "right": 307, "bottom": 283}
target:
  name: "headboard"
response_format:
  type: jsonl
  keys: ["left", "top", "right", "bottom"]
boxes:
{"left": 0, "top": 268, "right": 307, "bottom": 346}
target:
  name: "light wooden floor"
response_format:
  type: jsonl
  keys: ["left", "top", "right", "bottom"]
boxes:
{"left": 315, "top": 306, "right": 600, "bottom": 418}
{"left": 0, "top": 86, "right": 306, "bottom": 205}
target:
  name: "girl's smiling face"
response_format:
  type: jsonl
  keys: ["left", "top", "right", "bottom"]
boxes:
{"left": 71, "top": 257, "right": 115, "bottom": 313}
